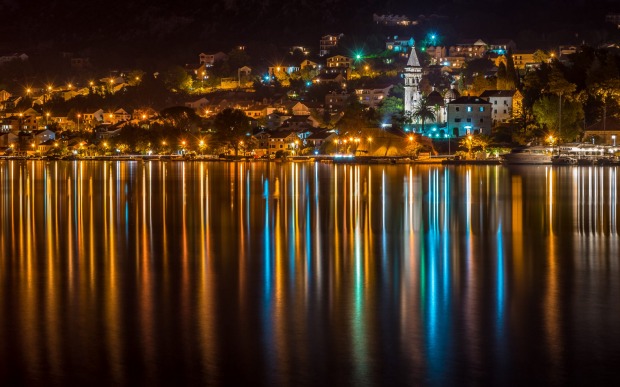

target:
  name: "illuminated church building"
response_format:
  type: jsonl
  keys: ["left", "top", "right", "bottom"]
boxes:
{"left": 403, "top": 46, "right": 422, "bottom": 119}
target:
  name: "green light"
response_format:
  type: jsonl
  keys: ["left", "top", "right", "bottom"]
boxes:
{"left": 356, "top": 54, "right": 361, "bottom": 60}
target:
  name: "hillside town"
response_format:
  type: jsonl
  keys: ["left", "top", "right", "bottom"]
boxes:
{"left": 1, "top": 12, "right": 620, "bottom": 159}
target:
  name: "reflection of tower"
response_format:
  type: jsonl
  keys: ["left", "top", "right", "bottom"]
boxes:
{"left": 403, "top": 46, "right": 422, "bottom": 117}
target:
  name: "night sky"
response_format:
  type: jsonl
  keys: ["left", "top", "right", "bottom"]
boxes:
{"left": 0, "top": 0, "right": 615, "bottom": 62}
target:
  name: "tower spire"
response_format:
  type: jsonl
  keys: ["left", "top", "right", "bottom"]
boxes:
{"left": 403, "top": 46, "right": 423, "bottom": 123}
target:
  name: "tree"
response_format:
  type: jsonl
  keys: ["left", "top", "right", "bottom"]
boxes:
{"left": 496, "top": 62, "right": 508, "bottom": 90}
{"left": 505, "top": 49, "right": 518, "bottom": 89}
{"left": 212, "top": 108, "right": 251, "bottom": 156}
{"left": 336, "top": 96, "right": 374, "bottom": 133}
{"left": 472, "top": 134, "right": 492, "bottom": 155}
{"left": 533, "top": 95, "right": 584, "bottom": 141}
{"left": 460, "top": 135, "right": 474, "bottom": 159}
{"left": 161, "top": 65, "right": 192, "bottom": 91}
{"left": 377, "top": 96, "right": 403, "bottom": 125}
{"left": 127, "top": 70, "right": 146, "bottom": 86}
{"left": 587, "top": 53, "right": 620, "bottom": 130}
{"left": 471, "top": 74, "right": 496, "bottom": 95}
{"left": 547, "top": 67, "right": 577, "bottom": 138}
{"left": 411, "top": 96, "right": 436, "bottom": 133}
{"left": 533, "top": 50, "right": 550, "bottom": 64}
{"left": 160, "top": 106, "right": 201, "bottom": 132}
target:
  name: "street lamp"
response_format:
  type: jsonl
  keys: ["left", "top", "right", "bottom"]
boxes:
{"left": 77, "top": 114, "right": 81, "bottom": 132}
{"left": 612, "top": 134, "right": 616, "bottom": 147}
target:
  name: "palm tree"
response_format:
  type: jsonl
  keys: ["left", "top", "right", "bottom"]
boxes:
{"left": 411, "top": 97, "right": 436, "bottom": 134}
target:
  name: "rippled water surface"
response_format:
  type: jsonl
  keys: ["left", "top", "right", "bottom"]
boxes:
{"left": 0, "top": 160, "right": 619, "bottom": 386}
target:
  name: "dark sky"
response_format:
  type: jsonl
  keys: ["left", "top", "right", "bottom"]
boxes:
{"left": 0, "top": 0, "right": 615, "bottom": 56}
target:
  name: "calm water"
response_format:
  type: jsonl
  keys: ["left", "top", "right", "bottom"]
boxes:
{"left": 0, "top": 160, "right": 619, "bottom": 386}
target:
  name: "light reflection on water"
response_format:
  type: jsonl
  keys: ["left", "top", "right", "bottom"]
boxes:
{"left": 0, "top": 161, "right": 619, "bottom": 386}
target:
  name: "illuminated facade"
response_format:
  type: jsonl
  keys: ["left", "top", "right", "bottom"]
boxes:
{"left": 403, "top": 47, "right": 422, "bottom": 117}
{"left": 446, "top": 96, "right": 492, "bottom": 137}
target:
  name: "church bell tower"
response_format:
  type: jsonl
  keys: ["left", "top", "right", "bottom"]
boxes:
{"left": 403, "top": 46, "right": 422, "bottom": 118}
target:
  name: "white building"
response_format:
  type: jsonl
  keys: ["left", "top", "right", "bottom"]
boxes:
{"left": 403, "top": 47, "right": 422, "bottom": 117}
{"left": 479, "top": 90, "right": 520, "bottom": 123}
{"left": 355, "top": 85, "right": 393, "bottom": 109}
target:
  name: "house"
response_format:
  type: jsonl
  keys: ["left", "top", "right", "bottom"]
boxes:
{"left": 448, "top": 39, "right": 488, "bottom": 59}
{"left": 327, "top": 55, "right": 352, "bottom": 69}
{"left": 36, "top": 139, "right": 57, "bottom": 154}
{"left": 512, "top": 51, "right": 538, "bottom": 70}
{"left": 50, "top": 112, "right": 71, "bottom": 130}
{"left": 583, "top": 117, "right": 620, "bottom": 145}
{"left": 425, "top": 46, "right": 468, "bottom": 68}
{"left": 269, "top": 65, "right": 300, "bottom": 77}
{"left": 263, "top": 130, "right": 301, "bottom": 155}
{"left": 0, "top": 117, "right": 20, "bottom": 133}
{"left": 94, "top": 124, "right": 123, "bottom": 140}
{"left": 446, "top": 96, "right": 492, "bottom": 137}
{"left": 114, "top": 108, "right": 131, "bottom": 122}
{"left": 0, "top": 53, "right": 28, "bottom": 64}
{"left": 238, "top": 66, "right": 252, "bottom": 87}
{"left": 82, "top": 109, "right": 105, "bottom": 124}
{"left": 479, "top": 90, "right": 523, "bottom": 123}
{"left": 264, "top": 113, "right": 291, "bottom": 130}
{"left": 320, "top": 34, "right": 343, "bottom": 57}
{"left": 312, "top": 73, "right": 346, "bottom": 86}
{"left": 199, "top": 52, "right": 228, "bottom": 66}
{"left": 245, "top": 105, "right": 268, "bottom": 119}
{"left": 385, "top": 36, "right": 415, "bottom": 53}
{"left": 488, "top": 40, "right": 516, "bottom": 55}
{"left": 355, "top": 85, "right": 393, "bottom": 109}
{"left": 290, "top": 101, "right": 321, "bottom": 116}
{"left": 32, "top": 129, "right": 56, "bottom": 144}
{"left": 185, "top": 97, "right": 210, "bottom": 110}
{"left": 0, "top": 90, "right": 12, "bottom": 102}
{"left": 373, "top": 14, "right": 414, "bottom": 26}
{"left": 280, "top": 115, "right": 314, "bottom": 132}
{"left": 305, "top": 131, "right": 337, "bottom": 153}
{"left": 325, "top": 91, "right": 352, "bottom": 112}
{"left": 300, "top": 60, "right": 318, "bottom": 70}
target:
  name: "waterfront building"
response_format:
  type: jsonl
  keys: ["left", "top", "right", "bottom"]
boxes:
{"left": 446, "top": 96, "right": 492, "bottom": 137}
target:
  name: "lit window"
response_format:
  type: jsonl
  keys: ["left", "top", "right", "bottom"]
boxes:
{"left": 467, "top": 106, "right": 472, "bottom": 112}
{"left": 479, "top": 107, "right": 484, "bottom": 112}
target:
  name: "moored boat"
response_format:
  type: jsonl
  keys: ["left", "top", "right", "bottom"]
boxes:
{"left": 500, "top": 146, "right": 553, "bottom": 165}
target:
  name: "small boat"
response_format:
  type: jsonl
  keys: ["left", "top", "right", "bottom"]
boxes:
{"left": 500, "top": 146, "right": 553, "bottom": 165}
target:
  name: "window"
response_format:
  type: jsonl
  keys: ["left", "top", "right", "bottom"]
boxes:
{"left": 467, "top": 118, "right": 472, "bottom": 122}
{"left": 467, "top": 106, "right": 472, "bottom": 112}
{"left": 503, "top": 110, "right": 507, "bottom": 114}
{"left": 494, "top": 101, "right": 497, "bottom": 105}
{"left": 455, "top": 118, "right": 461, "bottom": 122}
{"left": 480, "top": 118, "right": 484, "bottom": 123}
{"left": 494, "top": 109, "right": 497, "bottom": 114}
{"left": 479, "top": 107, "right": 484, "bottom": 112}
